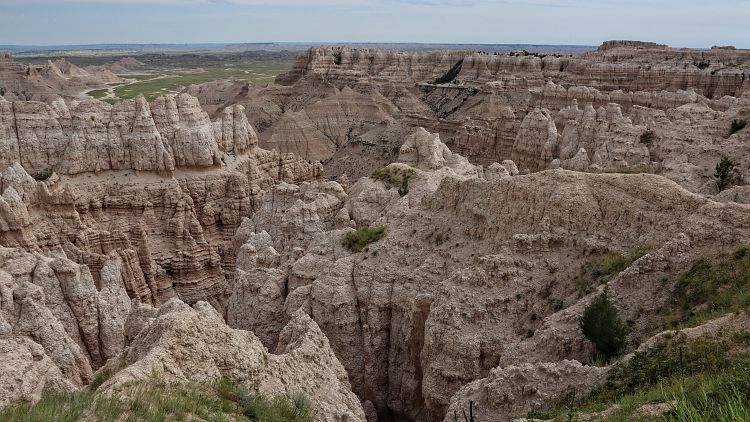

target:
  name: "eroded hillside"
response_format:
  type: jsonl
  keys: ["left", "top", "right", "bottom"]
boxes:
{"left": 1, "top": 41, "right": 750, "bottom": 422}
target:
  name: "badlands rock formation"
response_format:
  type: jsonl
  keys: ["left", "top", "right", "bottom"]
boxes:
{"left": 226, "top": 127, "right": 750, "bottom": 421}
{"left": 0, "top": 91, "right": 367, "bottom": 418}
{"left": 0, "top": 93, "right": 321, "bottom": 308}
{"left": 2, "top": 41, "right": 750, "bottom": 422}
{"left": 97, "top": 299, "right": 366, "bottom": 422}
{"left": 190, "top": 41, "right": 750, "bottom": 195}
{"left": 0, "top": 54, "right": 118, "bottom": 102}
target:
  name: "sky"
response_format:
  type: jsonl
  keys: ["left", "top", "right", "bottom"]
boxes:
{"left": 0, "top": 0, "right": 748, "bottom": 48}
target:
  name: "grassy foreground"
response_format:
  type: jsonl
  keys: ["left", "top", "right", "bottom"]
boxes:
{"left": 528, "top": 325, "right": 750, "bottom": 421}
{"left": 0, "top": 378, "right": 312, "bottom": 422}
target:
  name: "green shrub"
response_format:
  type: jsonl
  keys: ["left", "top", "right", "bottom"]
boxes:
{"left": 371, "top": 166, "right": 416, "bottom": 193}
{"left": 731, "top": 119, "right": 746, "bottom": 135}
{"left": 89, "top": 368, "right": 112, "bottom": 391}
{"left": 640, "top": 129, "right": 656, "bottom": 144}
{"left": 342, "top": 225, "right": 386, "bottom": 252}
{"left": 714, "top": 156, "right": 738, "bottom": 191}
{"left": 398, "top": 174, "right": 411, "bottom": 197}
{"left": 580, "top": 289, "right": 626, "bottom": 362}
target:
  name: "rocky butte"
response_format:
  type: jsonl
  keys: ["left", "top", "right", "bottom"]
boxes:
{"left": 0, "top": 40, "right": 749, "bottom": 422}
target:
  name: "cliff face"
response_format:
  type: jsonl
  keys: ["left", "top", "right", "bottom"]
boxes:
{"left": 0, "top": 93, "right": 321, "bottom": 309}
{"left": 188, "top": 42, "right": 750, "bottom": 195}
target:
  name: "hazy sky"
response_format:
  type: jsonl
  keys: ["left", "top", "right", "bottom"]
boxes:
{"left": 1, "top": 0, "right": 748, "bottom": 47}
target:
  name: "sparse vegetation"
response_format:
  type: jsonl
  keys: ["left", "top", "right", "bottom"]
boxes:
{"left": 219, "top": 381, "right": 312, "bottom": 422}
{"left": 640, "top": 129, "right": 656, "bottom": 144}
{"left": 0, "top": 378, "right": 313, "bottom": 422}
{"left": 668, "top": 245, "right": 750, "bottom": 328}
{"left": 580, "top": 289, "right": 627, "bottom": 362}
{"left": 87, "top": 88, "right": 108, "bottom": 99}
{"left": 89, "top": 368, "right": 113, "bottom": 390}
{"left": 571, "top": 249, "right": 647, "bottom": 297}
{"left": 530, "top": 330, "right": 750, "bottom": 421}
{"left": 586, "top": 165, "right": 653, "bottom": 174}
{"left": 731, "top": 119, "right": 747, "bottom": 135}
{"left": 398, "top": 173, "right": 411, "bottom": 197}
{"left": 342, "top": 225, "right": 386, "bottom": 252}
{"left": 371, "top": 166, "right": 416, "bottom": 194}
{"left": 714, "top": 156, "right": 738, "bottom": 192}
{"left": 101, "top": 61, "right": 292, "bottom": 102}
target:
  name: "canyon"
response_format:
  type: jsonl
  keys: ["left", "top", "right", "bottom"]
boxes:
{"left": 1, "top": 40, "right": 749, "bottom": 421}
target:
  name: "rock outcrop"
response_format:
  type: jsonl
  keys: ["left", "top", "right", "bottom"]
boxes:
{"left": 0, "top": 54, "right": 119, "bottom": 102}
{"left": 190, "top": 42, "right": 750, "bottom": 195}
{"left": 97, "top": 299, "right": 366, "bottom": 422}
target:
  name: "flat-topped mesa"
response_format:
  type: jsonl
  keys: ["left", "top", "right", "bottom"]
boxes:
{"left": 0, "top": 93, "right": 261, "bottom": 178}
{"left": 597, "top": 40, "right": 669, "bottom": 51}
{"left": 276, "top": 45, "right": 469, "bottom": 87}
{"left": 277, "top": 42, "right": 750, "bottom": 98}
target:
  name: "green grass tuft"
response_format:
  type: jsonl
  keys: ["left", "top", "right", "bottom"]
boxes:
{"left": 0, "top": 378, "right": 313, "bottom": 422}
{"left": 343, "top": 225, "right": 386, "bottom": 253}
{"left": 668, "top": 246, "right": 750, "bottom": 328}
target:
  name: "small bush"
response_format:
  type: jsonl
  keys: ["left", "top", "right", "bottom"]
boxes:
{"left": 89, "top": 368, "right": 112, "bottom": 390}
{"left": 731, "top": 119, "right": 747, "bottom": 135}
{"left": 343, "top": 225, "right": 386, "bottom": 252}
{"left": 714, "top": 156, "right": 738, "bottom": 192}
{"left": 580, "top": 289, "right": 626, "bottom": 362}
{"left": 398, "top": 174, "right": 411, "bottom": 197}
{"left": 371, "top": 166, "right": 416, "bottom": 193}
{"left": 640, "top": 129, "right": 656, "bottom": 144}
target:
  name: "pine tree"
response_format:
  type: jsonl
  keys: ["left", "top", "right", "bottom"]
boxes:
{"left": 580, "top": 289, "right": 626, "bottom": 362}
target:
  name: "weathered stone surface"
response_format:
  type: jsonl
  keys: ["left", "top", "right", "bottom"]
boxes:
{"left": 98, "top": 299, "right": 366, "bottom": 422}
{"left": 227, "top": 129, "right": 750, "bottom": 421}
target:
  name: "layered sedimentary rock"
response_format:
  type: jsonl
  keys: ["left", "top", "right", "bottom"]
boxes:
{"left": 190, "top": 41, "right": 750, "bottom": 195}
{"left": 226, "top": 128, "right": 750, "bottom": 421}
{"left": 97, "top": 299, "right": 365, "bottom": 422}
{"left": 0, "top": 55, "right": 118, "bottom": 102}
{"left": 0, "top": 93, "right": 321, "bottom": 309}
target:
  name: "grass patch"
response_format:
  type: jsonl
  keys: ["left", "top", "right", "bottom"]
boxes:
{"left": 89, "top": 368, "right": 113, "bottom": 391}
{"left": 343, "top": 225, "right": 386, "bottom": 253}
{"left": 0, "top": 377, "right": 312, "bottom": 422}
{"left": 219, "top": 381, "right": 312, "bottom": 422}
{"left": 107, "top": 61, "right": 292, "bottom": 102}
{"left": 571, "top": 249, "right": 647, "bottom": 297}
{"left": 668, "top": 245, "right": 750, "bottom": 328}
{"left": 529, "top": 330, "right": 750, "bottom": 421}
{"left": 87, "top": 88, "right": 109, "bottom": 99}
